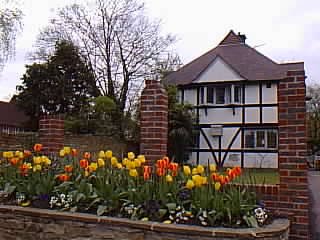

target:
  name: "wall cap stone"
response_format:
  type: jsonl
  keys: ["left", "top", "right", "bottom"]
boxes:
{"left": 0, "top": 205, "right": 289, "bottom": 238}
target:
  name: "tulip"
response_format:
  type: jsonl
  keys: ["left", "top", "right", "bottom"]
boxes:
{"left": 88, "top": 162, "right": 98, "bottom": 172}
{"left": 71, "top": 148, "right": 77, "bottom": 157}
{"left": 196, "top": 165, "right": 204, "bottom": 174}
{"left": 209, "top": 164, "right": 217, "bottom": 172}
{"left": 214, "top": 182, "right": 221, "bottom": 191}
{"left": 186, "top": 179, "right": 195, "bottom": 189}
{"left": 183, "top": 166, "right": 191, "bottom": 176}
{"left": 58, "top": 174, "right": 70, "bottom": 182}
{"left": 166, "top": 175, "right": 173, "bottom": 183}
{"left": 33, "top": 144, "right": 43, "bottom": 152}
{"left": 9, "top": 157, "right": 19, "bottom": 165}
{"left": 111, "top": 157, "right": 118, "bottom": 166}
{"left": 80, "top": 159, "right": 89, "bottom": 169}
{"left": 98, "top": 151, "right": 105, "bottom": 158}
{"left": 137, "top": 155, "right": 146, "bottom": 163}
{"left": 105, "top": 150, "right": 113, "bottom": 159}
{"left": 128, "top": 152, "right": 135, "bottom": 160}
{"left": 59, "top": 149, "right": 65, "bottom": 157}
{"left": 33, "top": 164, "right": 42, "bottom": 172}
{"left": 129, "top": 169, "right": 138, "bottom": 177}
{"left": 98, "top": 158, "right": 105, "bottom": 167}
{"left": 83, "top": 152, "right": 91, "bottom": 159}
{"left": 63, "top": 147, "right": 71, "bottom": 155}
{"left": 33, "top": 157, "right": 41, "bottom": 165}
{"left": 64, "top": 165, "right": 73, "bottom": 173}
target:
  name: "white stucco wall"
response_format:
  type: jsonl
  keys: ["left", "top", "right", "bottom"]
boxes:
{"left": 262, "top": 83, "right": 277, "bottom": 103}
{"left": 199, "top": 108, "right": 242, "bottom": 124}
{"left": 262, "top": 107, "right": 278, "bottom": 123}
{"left": 245, "top": 85, "right": 259, "bottom": 104}
{"left": 195, "top": 57, "right": 244, "bottom": 83}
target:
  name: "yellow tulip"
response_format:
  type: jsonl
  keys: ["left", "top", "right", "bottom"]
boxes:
{"left": 209, "top": 164, "right": 217, "bottom": 172}
{"left": 63, "top": 147, "right": 71, "bottom": 154}
{"left": 214, "top": 182, "right": 221, "bottom": 191}
{"left": 88, "top": 162, "right": 98, "bottom": 172}
{"left": 116, "top": 163, "right": 123, "bottom": 169}
{"left": 134, "top": 158, "right": 141, "bottom": 168}
{"left": 15, "top": 151, "right": 23, "bottom": 158}
{"left": 44, "top": 158, "right": 51, "bottom": 166}
{"left": 98, "top": 158, "right": 105, "bottom": 167}
{"left": 186, "top": 179, "right": 195, "bottom": 189}
{"left": 33, "top": 164, "right": 42, "bottom": 172}
{"left": 126, "top": 161, "right": 136, "bottom": 170}
{"left": 59, "top": 149, "right": 65, "bottom": 157}
{"left": 26, "top": 163, "right": 32, "bottom": 169}
{"left": 33, "top": 157, "right": 41, "bottom": 165}
{"left": 192, "top": 168, "right": 198, "bottom": 175}
{"left": 192, "top": 175, "right": 203, "bottom": 187}
{"left": 128, "top": 152, "right": 135, "bottom": 160}
{"left": 183, "top": 166, "right": 191, "bottom": 176}
{"left": 166, "top": 175, "right": 173, "bottom": 183}
{"left": 129, "top": 169, "right": 138, "bottom": 177}
{"left": 138, "top": 155, "right": 146, "bottom": 163}
{"left": 98, "top": 151, "right": 105, "bottom": 158}
{"left": 111, "top": 157, "right": 118, "bottom": 166}
{"left": 3, "top": 151, "right": 13, "bottom": 158}
{"left": 122, "top": 158, "right": 129, "bottom": 166}
{"left": 196, "top": 165, "right": 205, "bottom": 174}
{"left": 105, "top": 150, "right": 112, "bottom": 159}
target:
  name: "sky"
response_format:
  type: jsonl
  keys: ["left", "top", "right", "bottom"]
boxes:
{"left": 1, "top": 0, "right": 320, "bottom": 101}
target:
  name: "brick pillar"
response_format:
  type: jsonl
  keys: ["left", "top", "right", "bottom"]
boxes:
{"left": 278, "top": 70, "right": 309, "bottom": 240}
{"left": 39, "top": 115, "right": 64, "bottom": 154}
{"left": 140, "top": 80, "right": 168, "bottom": 162}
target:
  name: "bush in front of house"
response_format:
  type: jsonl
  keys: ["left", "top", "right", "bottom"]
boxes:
{"left": 0, "top": 144, "right": 268, "bottom": 228}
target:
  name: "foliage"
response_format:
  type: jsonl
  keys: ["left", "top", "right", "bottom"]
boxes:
{"left": 14, "top": 40, "right": 99, "bottom": 130}
{"left": 32, "top": 0, "right": 175, "bottom": 118}
{"left": 0, "top": 144, "right": 267, "bottom": 228}
{"left": 307, "top": 84, "right": 320, "bottom": 154}
{"left": 0, "top": 0, "right": 22, "bottom": 70}
{"left": 166, "top": 85, "right": 195, "bottom": 163}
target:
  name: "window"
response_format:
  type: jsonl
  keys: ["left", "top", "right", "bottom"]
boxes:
{"left": 204, "top": 85, "right": 241, "bottom": 105}
{"left": 244, "top": 129, "right": 278, "bottom": 149}
{"left": 200, "top": 87, "right": 205, "bottom": 104}
{"left": 233, "top": 86, "right": 241, "bottom": 103}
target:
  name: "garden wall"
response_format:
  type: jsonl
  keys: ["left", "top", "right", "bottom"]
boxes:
{"left": 0, "top": 132, "right": 38, "bottom": 151}
{"left": 0, "top": 206, "right": 289, "bottom": 240}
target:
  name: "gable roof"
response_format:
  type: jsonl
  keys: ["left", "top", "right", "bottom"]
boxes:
{"left": 0, "top": 101, "right": 29, "bottom": 128}
{"left": 165, "top": 30, "right": 304, "bottom": 86}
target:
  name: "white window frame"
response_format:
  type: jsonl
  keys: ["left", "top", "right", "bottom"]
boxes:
{"left": 244, "top": 129, "right": 278, "bottom": 150}
{"left": 203, "top": 84, "right": 242, "bottom": 105}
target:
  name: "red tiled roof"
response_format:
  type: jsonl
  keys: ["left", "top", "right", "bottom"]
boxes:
{"left": 165, "top": 30, "right": 304, "bottom": 86}
{"left": 0, "top": 101, "right": 29, "bottom": 127}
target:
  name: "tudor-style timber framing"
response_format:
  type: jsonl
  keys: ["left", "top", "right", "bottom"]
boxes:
{"left": 165, "top": 30, "right": 305, "bottom": 168}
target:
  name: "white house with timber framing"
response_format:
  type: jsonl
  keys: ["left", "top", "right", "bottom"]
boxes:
{"left": 165, "top": 30, "right": 305, "bottom": 168}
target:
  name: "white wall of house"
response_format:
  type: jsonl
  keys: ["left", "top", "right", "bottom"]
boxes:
{"left": 195, "top": 57, "right": 244, "bottom": 83}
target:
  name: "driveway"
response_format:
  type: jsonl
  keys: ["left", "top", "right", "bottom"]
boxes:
{"left": 308, "top": 170, "right": 320, "bottom": 239}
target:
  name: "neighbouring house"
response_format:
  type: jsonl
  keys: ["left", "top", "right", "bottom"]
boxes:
{"left": 0, "top": 101, "right": 29, "bottom": 134}
{"left": 165, "top": 30, "right": 306, "bottom": 168}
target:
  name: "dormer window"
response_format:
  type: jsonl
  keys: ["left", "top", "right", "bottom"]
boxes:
{"left": 204, "top": 85, "right": 241, "bottom": 105}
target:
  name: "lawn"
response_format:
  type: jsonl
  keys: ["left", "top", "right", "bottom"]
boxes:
{"left": 232, "top": 168, "right": 279, "bottom": 185}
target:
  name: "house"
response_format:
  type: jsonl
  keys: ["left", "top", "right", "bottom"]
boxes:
{"left": 165, "top": 30, "right": 305, "bottom": 168}
{"left": 0, "top": 101, "right": 29, "bottom": 134}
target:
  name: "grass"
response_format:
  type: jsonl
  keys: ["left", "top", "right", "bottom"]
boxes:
{"left": 233, "top": 168, "right": 280, "bottom": 185}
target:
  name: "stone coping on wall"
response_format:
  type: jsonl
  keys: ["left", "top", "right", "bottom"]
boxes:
{"left": 0, "top": 205, "right": 289, "bottom": 239}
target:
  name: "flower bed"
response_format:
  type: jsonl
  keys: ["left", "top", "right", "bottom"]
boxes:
{"left": 0, "top": 144, "right": 273, "bottom": 229}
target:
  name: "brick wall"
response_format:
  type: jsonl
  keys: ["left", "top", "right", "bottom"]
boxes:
{"left": 39, "top": 115, "right": 64, "bottom": 153}
{"left": 0, "top": 132, "right": 38, "bottom": 151}
{"left": 140, "top": 80, "right": 168, "bottom": 162}
{"left": 277, "top": 70, "right": 309, "bottom": 240}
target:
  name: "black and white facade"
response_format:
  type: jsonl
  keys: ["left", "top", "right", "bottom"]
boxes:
{"left": 166, "top": 30, "right": 303, "bottom": 168}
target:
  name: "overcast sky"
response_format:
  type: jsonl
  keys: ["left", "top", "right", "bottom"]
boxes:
{"left": 0, "top": 0, "right": 319, "bottom": 101}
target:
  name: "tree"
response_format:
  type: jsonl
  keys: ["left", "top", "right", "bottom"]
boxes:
{"left": 14, "top": 40, "right": 99, "bottom": 130}
{"left": 166, "top": 85, "right": 195, "bottom": 164}
{"left": 307, "top": 84, "right": 320, "bottom": 154}
{"left": 31, "top": 0, "right": 175, "bottom": 127}
{"left": 0, "top": 0, "right": 22, "bottom": 70}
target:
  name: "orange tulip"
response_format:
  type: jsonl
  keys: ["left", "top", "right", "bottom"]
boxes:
{"left": 58, "top": 174, "right": 70, "bottom": 182}
{"left": 71, "top": 148, "right": 77, "bottom": 157}
{"left": 143, "top": 172, "right": 151, "bottom": 181}
{"left": 156, "top": 159, "right": 165, "bottom": 169}
{"left": 163, "top": 157, "right": 170, "bottom": 167}
{"left": 64, "top": 165, "right": 73, "bottom": 173}
{"left": 156, "top": 167, "right": 165, "bottom": 177}
{"left": 23, "top": 150, "right": 32, "bottom": 158}
{"left": 9, "top": 157, "right": 19, "bottom": 166}
{"left": 83, "top": 152, "right": 91, "bottom": 159}
{"left": 79, "top": 159, "right": 89, "bottom": 169}
{"left": 33, "top": 144, "right": 43, "bottom": 152}
{"left": 19, "top": 163, "right": 30, "bottom": 176}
